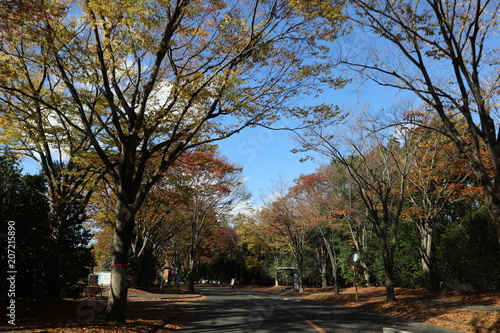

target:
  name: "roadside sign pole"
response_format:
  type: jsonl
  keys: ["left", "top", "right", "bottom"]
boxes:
{"left": 354, "top": 268, "right": 358, "bottom": 301}
{"left": 348, "top": 252, "right": 360, "bottom": 301}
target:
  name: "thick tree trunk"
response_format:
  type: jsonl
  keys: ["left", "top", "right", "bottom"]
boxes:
{"left": 319, "top": 262, "right": 327, "bottom": 289}
{"left": 106, "top": 198, "right": 136, "bottom": 323}
{"left": 384, "top": 270, "right": 395, "bottom": 303}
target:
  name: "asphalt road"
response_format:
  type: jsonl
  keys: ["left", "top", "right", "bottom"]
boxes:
{"left": 175, "top": 287, "right": 461, "bottom": 333}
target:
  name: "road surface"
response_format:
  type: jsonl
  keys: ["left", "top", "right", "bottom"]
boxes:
{"left": 175, "top": 287, "right": 460, "bottom": 333}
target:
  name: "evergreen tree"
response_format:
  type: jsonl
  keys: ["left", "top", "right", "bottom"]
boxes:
{"left": 0, "top": 150, "right": 94, "bottom": 299}
{"left": 437, "top": 205, "right": 500, "bottom": 290}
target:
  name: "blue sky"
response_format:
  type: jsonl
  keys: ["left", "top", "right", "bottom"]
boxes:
{"left": 216, "top": 123, "right": 325, "bottom": 204}
{"left": 217, "top": 81, "right": 400, "bottom": 205}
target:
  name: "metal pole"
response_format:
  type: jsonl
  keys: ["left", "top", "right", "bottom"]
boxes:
{"left": 354, "top": 269, "right": 359, "bottom": 301}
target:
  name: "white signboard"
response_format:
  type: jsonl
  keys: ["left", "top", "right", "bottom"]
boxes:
{"left": 98, "top": 272, "right": 111, "bottom": 286}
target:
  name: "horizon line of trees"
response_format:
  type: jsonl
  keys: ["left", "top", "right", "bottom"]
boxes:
{"left": 256, "top": 116, "right": 500, "bottom": 299}
{"left": 88, "top": 115, "right": 500, "bottom": 301}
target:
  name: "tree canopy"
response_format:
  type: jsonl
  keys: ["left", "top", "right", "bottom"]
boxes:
{"left": 0, "top": 0, "right": 346, "bottom": 322}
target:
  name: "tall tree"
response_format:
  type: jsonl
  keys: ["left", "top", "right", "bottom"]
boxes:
{"left": 89, "top": 165, "right": 188, "bottom": 287}
{"left": 265, "top": 181, "right": 311, "bottom": 293}
{"left": 198, "top": 225, "right": 242, "bottom": 284}
{"left": 330, "top": 0, "right": 500, "bottom": 245}
{"left": 0, "top": 149, "right": 94, "bottom": 299}
{"left": 327, "top": 162, "right": 372, "bottom": 287}
{"left": 288, "top": 168, "right": 343, "bottom": 294}
{"left": 297, "top": 119, "right": 414, "bottom": 303}
{"left": 403, "top": 114, "right": 479, "bottom": 291}
{"left": 237, "top": 210, "right": 290, "bottom": 286}
{"left": 0, "top": 1, "right": 102, "bottom": 296}
{"left": 0, "top": 0, "right": 344, "bottom": 322}
{"left": 174, "top": 150, "right": 248, "bottom": 291}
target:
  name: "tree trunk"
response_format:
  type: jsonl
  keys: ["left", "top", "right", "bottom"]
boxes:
{"left": 485, "top": 193, "right": 500, "bottom": 246}
{"left": 320, "top": 259, "right": 327, "bottom": 289}
{"left": 331, "top": 261, "right": 339, "bottom": 295}
{"left": 188, "top": 231, "right": 198, "bottom": 292}
{"left": 47, "top": 208, "right": 64, "bottom": 297}
{"left": 380, "top": 240, "right": 396, "bottom": 303}
{"left": 274, "top": 253, "right": 280, "bottom": 286}
{"left": 419, "top": 223, "right": 434, "bottom": 292}
{"left": 106, "top": 198, "right": 136, "bottom": 323}
{"left": 384, "top": 270, "right": 395, "bottom": 303}
{"left": 188, "top": 255, "right": 196, "bottom": 292}
{"left": 295, "top": 251, "right": 304, "bottom": 293}
{"left": 133, "top": 252, "right": 145, "bottom": 288}
{"left": 131, "top": 233, "right": 150, "bottom": 288}
{"left": 360, "top": 261, "right": 371, "bottom": 287}
{"left": 316, "top": 246, "right": 328, "bottom": 288}
{"left": 188, "top": 223, "right": 198, "bottom": 292}
{"left": 322, "top": 237, "right": 339, "bottom": 295}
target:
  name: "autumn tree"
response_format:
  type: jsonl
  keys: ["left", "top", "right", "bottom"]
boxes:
{"left": 172, "top": 150, "right": 248, "bottom": 291}
{"left": 325, "top": 162, "right": 373, "bottom": 287}
{"left": 90, "top": 148, "right": 245, "bottom": 287}
{"left": 237, "top": 209, "right": 290, "bottom": 286}
{"left": 0, "top": 1, "right": 103, "bottom": 296}
{"left": 198, "top": 225, "right": 242, "bottom": 284}
{"left": 0, "top": 0, "right": 345, "bottom": 322}
{"left": 288, "top": 167, "right": 344, "bottom": 293}
{"left": 327, "top": 0, "right": 500, "bottom": 245}
{"left": 297, "top": 118, "right": 415, "bottom": 303}
{"left": 0, "top": 0, "right": 49, "bottom": 36}
{"left": 265, "top": 180, "right": 313, "bottom": 293}
{"left": 403, "top": 114, "right": 479, "bottom": 291}
{"left": 89, "top": 166, "right": 190, "bottom": 286}
{"left": 129, "top": 178, "right": 188, "bottom": 287}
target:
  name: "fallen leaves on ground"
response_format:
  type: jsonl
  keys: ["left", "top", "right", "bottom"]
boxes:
{"left": 252, "top": 286, "right": 499, "bottom": 333}
{"left": 4, "top": 285, "right": 499, "bottom": 333}
{"left": 1, "top": 287, "right": 199, "bottom": 333}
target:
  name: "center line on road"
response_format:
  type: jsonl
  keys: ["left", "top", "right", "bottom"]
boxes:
{"left": 250, "top": 295, "right": 327, "bottom": 333}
